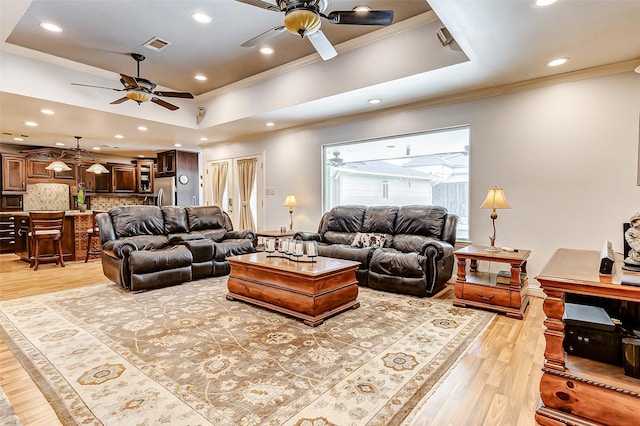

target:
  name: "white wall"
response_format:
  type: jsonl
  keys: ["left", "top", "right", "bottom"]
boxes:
{"left": 202, "top": 71, "right": 640, "bottom": 289}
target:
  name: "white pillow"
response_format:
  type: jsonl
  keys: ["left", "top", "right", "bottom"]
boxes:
{"left": 351, "top": 232, "right": 388, "bottom": 248}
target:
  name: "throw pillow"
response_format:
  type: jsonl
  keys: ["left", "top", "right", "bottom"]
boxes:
{"left": 351, "top": 232, "right": 388, "bottom": 248}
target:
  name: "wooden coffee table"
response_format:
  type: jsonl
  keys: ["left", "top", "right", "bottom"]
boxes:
{"left": 226, "top": 252, "right": 360, "bottom": 326}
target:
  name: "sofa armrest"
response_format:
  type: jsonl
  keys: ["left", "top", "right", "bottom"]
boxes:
{"left": 102, "top": 239, "right": 138, "bottom": 258}
{"left": 225, "top": 230, "right": 256, "bottom": 243}
{"left": 423, "top": 240, "right": 454, "bottom": 260}
{"left": 293, "top": 231, "right": 322, "bottom": 242}
{"left": 96, "top": 212, "right": 116, "bottom": 244}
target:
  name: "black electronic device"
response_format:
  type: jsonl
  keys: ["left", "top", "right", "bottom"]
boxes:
{"left": 563, "top": 303, "right": 622, "bottom": 366}
{"left": 599, "top": 240, "right": 614, "bottom": 275}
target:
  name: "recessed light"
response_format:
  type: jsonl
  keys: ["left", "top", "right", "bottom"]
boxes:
{"left": 535, "top": 0, "right": 557, "bottom": 6}
{"left": 25, "top": 121, "right": 38, "bottom": 127}
{"left": 115, "top": 134, "right": 124, "bottom": 139}
{"left": 194, "top": 74, "right": 208, "bottom": 81}
{"left": 174, "top": 143, "right": 182, "bottom": 147}
{"left": 138, "top": 154, "right": 145, "bottom": 158}
{"left": 353, "top": 6, "right": 371, "bottom": 13}
{"left": 200, "top": 137, "right": 208, "bottom": 141}
{"left": 93, "top": 147, "right": 101, "bottom": 151}
{"left": 191, "top": 12, "right": 212, "bottom": 24}
{"left": 368, "top": 98, "right": 381, "bottom": 104}
{"left": 635, "top": 65, "right": 640, "bottom": 74}
{"left": 13, "top": 137, "right": 24, "bottom": 142}
{"left": 547, "top": 57, "right": 568, "bottom": 67}
{"left": 137, "top": 126, "right": 148, "bottom": 131}
{"left": 265, "top": 122, "right": 275, "bottom": 127}
{"left": 40, "top": 22, "right": 62, "bottom": 32}
{"left": 259, "top": 47, "right": 274, "bottom": 55}
{"left": 40, "top": 109, "right": 54, "bottom": 115}
{"left": 55, "top": 142, "right": 65, "bottom": 146}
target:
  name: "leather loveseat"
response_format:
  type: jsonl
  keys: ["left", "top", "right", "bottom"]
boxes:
{"left": 96, "top": 205, "right": 256, "bottom": 291}
{"left": 294, "top": 205, "right": 457, "bottom": 297}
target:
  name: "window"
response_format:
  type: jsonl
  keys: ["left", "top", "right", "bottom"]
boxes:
{"left": 322, "top": 126, "right": 469, "bottom": 239}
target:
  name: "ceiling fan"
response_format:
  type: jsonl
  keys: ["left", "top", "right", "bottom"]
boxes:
{"left": 237, "top": 0, "right": 394, "bottom": 60}
{"left": 71, "top": 53, "right": 194, "bottom": 111}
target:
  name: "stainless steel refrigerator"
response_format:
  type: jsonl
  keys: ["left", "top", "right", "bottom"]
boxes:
{"left": 154, "top": 176, "right": 176, "bottom": 206}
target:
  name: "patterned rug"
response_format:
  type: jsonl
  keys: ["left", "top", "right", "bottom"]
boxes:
{"left": 0, "top": 277, "right": 494, "bottom": 425}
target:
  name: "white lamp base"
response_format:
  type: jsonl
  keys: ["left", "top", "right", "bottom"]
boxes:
{"left": 485, "top": 246, "right": 500, "bottom": 252}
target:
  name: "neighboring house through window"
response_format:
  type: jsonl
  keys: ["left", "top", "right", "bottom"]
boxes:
{"left": 322, "top": 126, "right": 469, "bottom": 239}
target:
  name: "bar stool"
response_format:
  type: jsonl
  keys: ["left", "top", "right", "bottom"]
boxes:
{"left": 28, "top": 211, "right": 65, "bottom": 271}
{"left": 85, "top": 211, "right": 102, "bottom": 262}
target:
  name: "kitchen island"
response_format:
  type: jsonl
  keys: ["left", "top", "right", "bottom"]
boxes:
{"left": 1, "top": 210, "right": 100, "bottom": 263}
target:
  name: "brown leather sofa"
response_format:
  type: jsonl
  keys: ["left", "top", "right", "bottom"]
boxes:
{"left": 96, "top": 205, "right": 256, "bottom": 291}
{"left": 294, "top": 205, "right": 457, "bottom": 297}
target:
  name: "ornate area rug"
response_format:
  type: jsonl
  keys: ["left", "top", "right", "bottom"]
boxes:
{"left": 0, "top": 277, "right": 494, "bottom": 425}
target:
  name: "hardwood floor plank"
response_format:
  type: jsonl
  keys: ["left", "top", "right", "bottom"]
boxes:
{"left": 0, "top": 255, "right": 546, "bottom": 425}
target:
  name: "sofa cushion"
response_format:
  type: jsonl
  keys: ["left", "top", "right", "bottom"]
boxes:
{"left": 185, "top": 206, "right": 226, "bottom": 232}
{"left": 109, "top": 206, "right": 165, "bottom": 238}
{"left": 324, "top": 231, "right": 357, "bottom": 246}
{"left": 363, "top": 206, "right": 398, "bottom": 234}
{"left": 394, "top": 205, "right": 448, "bottom": 238}
{"left": 351, "top": 232, "right": 389, "bottom": 248}
{"left": 199, "top": 228, "right": 228, "bottom": 242}
{"left": 391, "top": 235, "right": 440, "bottom": 254}
{"left": 128, "top": 245, "right": 192, "bottom": 275}
{"left": 162, "top": 206, "right": 189, "bottom": 234}
{"left": 322, "top": 205, "right": 366, "bottom": 234}
{"left": 214, "top": 240, "right": 255, "bottom": 261}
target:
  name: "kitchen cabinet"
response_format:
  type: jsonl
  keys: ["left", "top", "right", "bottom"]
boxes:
{"left": 0, "top": 214, "right": 17, "bottom": 254}
{"left": 112, "top": 164, "right": 137, "bottom": 192}
{"left": 15, "top": 214, "right": 75, "bottom": 262}
{"left": 27, "top": 158, "right": 53, "bottom": 179}
{"left": 156, "top": 150, "right": 177, "bottom": 177}
{"left": 1, "top": 153, "right": 26, "bottom": 193}
{"left": 1, "top": 195, "right": 22, "bottom": 211}
{"left": 136, "top": 159, "right": 154, "bottom": 194}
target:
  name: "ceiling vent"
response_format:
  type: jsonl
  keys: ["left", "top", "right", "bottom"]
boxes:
{"left": 142, "top": 37, "right": 172, "bottom": 52}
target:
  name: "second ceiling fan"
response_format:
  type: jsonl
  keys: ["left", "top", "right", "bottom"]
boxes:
{"left": 237, "top": 0, "right": 394, "bottom": 60}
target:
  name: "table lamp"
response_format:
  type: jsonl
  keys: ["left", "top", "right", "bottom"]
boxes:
{"left": 480, "top": 186, "right": 511, "bottom": 252}
{"left": 283, "top": 194, "right": 297, "bottom": 231}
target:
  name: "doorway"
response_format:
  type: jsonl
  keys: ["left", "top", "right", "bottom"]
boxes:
{"left": 204, "top": 154, "right": 264, "bottom": 231}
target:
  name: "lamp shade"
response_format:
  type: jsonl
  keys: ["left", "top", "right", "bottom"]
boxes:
{"left": 480, "top": 187, "right": 511, "bottom": 209}
{"left": 283, "top": 194, "right": 297, "bottom": 207}
{"left": 86, "top": 163, "right": 110, "bottom": 174}
{"left": 45, "top": 160, "right": 71, "bottom": 172}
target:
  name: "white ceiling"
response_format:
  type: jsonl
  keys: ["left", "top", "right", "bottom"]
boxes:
{"left": 1, "top": 0, "right": 639, "bottom": 159}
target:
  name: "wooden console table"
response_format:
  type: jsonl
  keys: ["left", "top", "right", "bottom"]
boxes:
{"left": 535, "top": 248, "right": 640, "bottom": 426}
{"left": 453, "top": 245, "right": 531, "bottom": 319}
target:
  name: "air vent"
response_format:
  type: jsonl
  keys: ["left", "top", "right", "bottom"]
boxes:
{"left": 142, "top": 37, "right": 172, "bottom": 52}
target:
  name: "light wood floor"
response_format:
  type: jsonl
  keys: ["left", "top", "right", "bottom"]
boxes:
{"left": 0, "top": 253, "right": 544, "bottom": 425}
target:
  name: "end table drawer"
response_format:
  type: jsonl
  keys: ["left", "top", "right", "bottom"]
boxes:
{"left": 455, "top": 282, "right": 512, "bottom": 308}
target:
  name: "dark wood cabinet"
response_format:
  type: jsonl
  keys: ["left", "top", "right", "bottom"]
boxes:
{"left": 27, "top": 158, "right": 53, "bottom": 179}
{"left": 156, "top": 150, "right": 177, "bottom": 177}
{"left": 136, "top": 160, "right": 154, "bottom": 194}
{"left": 112, "top": 164, "right": 137, "bottom": 192}
{"left": 0, "top": 214, "right": 17, "bottom": 254}
{"left": 1, "top": 153, "right": 27, "bottom": 193}
{"left": 1, "top": 195, "right": 23, "bottom": 211}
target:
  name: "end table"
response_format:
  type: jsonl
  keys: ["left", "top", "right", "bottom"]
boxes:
{"left": 453, "top": 245, "right": 531, "bottom": 319}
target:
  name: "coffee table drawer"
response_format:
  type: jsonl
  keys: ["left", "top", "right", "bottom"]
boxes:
{"left": 455, "top": 282, "right": 513, "bottom": 308}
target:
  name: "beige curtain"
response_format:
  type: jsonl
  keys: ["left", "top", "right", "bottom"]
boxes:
{"left": 237, "top": 158, "right": 257, "bottom": 231}
{"left": 210, "top": 162, "right": 228, "bottom": 207}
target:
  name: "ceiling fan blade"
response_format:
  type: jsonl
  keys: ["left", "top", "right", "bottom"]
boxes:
{"left": 120, "top": 74, "right": 139, "bottom": 88}
{"left": 326, "top": 10, "right": 394, "bottom": 26}
{"left": 151, "top": 97, "right": 179, "bottom": 111}
{"left": 234, "top": 0, "right": 281, "bottom": 12}
{"left": 110, "top": 97, "right": 129, "bottom": 104}
{"left": 307, "top": 30, "right": 337, "bottom": 61}
{"left": 71, "top": 82, "right": 123, "bottom": 91}
{"left": 241, "top": 26, "right": 286, "bottom": 48}
{"left": 153, "top": 91, "right": 194, "bottom": 99}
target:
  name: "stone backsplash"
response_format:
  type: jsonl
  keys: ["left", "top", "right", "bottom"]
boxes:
{"left": 89, "top": 195, "right": 155, "bottom": 211}
{"left": 23, "top": 183, "right": 70, "bottom": 211}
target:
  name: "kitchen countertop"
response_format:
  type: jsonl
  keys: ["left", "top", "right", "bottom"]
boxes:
{"left": 0, "top": 210, "right": 95, "bottom": 217}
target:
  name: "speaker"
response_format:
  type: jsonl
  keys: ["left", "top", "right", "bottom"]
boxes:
{"left": 196, "top": 106, "right": 206, "bottom": 124}
{"left": 436, "top": 27, "right": 453, "bottom": 46}
{"left": 599, "top": 240, "right": 614, "bottom": 275}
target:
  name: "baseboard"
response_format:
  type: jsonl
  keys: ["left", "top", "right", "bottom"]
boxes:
{"left": 527, "top": 285, "right": 545, "bottom": 299}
